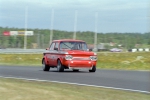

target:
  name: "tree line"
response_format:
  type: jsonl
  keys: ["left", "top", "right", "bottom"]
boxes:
{"left": 0, "top": 27, "right": 150, "bottom": 49}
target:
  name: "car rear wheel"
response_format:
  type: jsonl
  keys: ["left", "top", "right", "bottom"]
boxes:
{"left": 89, "top": 66, "right": 96, "bottom": 72}
{"left": 57, "top": 60, "right": 64, "bottom": 72}
{"left": 42, "top": 59, "right": 50, "bottom": 71}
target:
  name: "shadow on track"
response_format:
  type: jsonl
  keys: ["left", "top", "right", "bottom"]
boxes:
{"left": 38, "top": 70, "right": 91, "bottom": 73}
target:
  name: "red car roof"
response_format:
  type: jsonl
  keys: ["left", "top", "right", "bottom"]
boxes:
{"left": 53, "top": 39, "right": 85, "bottom": 42}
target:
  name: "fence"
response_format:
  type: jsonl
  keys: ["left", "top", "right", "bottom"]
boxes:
{"left": 129, "top": 48, "right": 150, "bottom": 52}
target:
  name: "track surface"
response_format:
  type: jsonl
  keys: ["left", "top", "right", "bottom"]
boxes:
{"left": 0, "top": 65, "right": 149, "bottom": 93}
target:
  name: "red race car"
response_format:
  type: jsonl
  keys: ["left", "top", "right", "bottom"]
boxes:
{"left": 42, "top": 39, "right": 97, "bottom": 72}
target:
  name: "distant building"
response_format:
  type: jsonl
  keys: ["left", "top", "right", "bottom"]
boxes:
{"left": 87, "top": 44, "right": 94, "bottom": 51}
{"left": 97, "top": 43, "right": 109, "bottom": 51}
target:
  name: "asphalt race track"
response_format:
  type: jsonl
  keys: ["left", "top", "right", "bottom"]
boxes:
{"left": 0, "top": 65, "right": 150, "bottom": 93}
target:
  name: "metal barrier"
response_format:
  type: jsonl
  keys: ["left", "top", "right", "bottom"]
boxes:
{"left": 0, "top": 49, "right": 46, "bottom": 54}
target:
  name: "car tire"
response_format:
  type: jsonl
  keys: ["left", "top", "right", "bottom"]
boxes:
{"left": 42, "top": 59, "right": 50, "bottom": 71}
{"left": 89, "top": 66, "right": 96, "bottom": 72}
{"left": 57, "top": 60, "right": 64, "bottom": 72}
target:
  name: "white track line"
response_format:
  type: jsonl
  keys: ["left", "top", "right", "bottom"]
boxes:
{"left": 0, "top": 76, "right": 149, "bottom": 94}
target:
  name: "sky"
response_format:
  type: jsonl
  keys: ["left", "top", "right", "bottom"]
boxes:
{"left": 0, "top": 0, "right": 149, "bottom": 33}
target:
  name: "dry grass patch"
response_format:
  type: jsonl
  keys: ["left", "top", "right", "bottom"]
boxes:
{"left": 0, "top": 78, "right": 150, "bottom": 100}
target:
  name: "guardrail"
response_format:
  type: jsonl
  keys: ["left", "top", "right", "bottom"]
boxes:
{"left": 0, "top": 49, "right": 46, "bottom": 54}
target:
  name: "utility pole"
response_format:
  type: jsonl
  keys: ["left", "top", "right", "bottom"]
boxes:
{"left": 24, "top": 6, "right": 28, "bottom": 49}
{"left": 73, "top": 10, "right": 78, "bottom": 40}
{"left": 124, "top": 35, "right": 128, "bottom": 52}
{"left": 49, "top": 9, "right": 54, "bottom": 45}
{"left": 41, "top": 34, "right": 44, "bottom": 48}
{"left": 37, "top": 31, "right": 40, "bottom": 49}
{"left": 94, "top": 12, "right": 98, "bottom": 51}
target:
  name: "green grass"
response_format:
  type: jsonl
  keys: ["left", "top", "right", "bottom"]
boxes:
{"left": 0, "top": 54, "right": 42, "bottom": 66}
{"left": 0, "top": 78, "right": 149, "bottom": 100}
{"left": 0, "top": 52, "right": 150, "bottom": 70}
{"left": 97, "top": 52, "right": 150, "bottom": 70}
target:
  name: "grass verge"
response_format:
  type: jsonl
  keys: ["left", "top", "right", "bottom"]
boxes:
{"left": 0, "top": 52, "right": 150, "bottom": 70}
{"left": 0, "top": 78, "right": 149, "bottom": 100}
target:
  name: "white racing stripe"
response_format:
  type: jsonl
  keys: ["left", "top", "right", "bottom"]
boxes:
{"left": 0, "top": 76, "right": 149, "bottom": 94}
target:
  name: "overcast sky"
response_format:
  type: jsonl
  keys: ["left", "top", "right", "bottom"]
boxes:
{"left": 0, "top": 0, "right": 149, "bottom": 33}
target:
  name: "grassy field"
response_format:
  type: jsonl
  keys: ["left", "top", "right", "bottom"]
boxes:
{"left": 97, "top": 52, "right": 150, "bottom": 70}
{"left": 0, "top": 78, "right": 149, "bottom": 100}
{"left": 0, "top": 52, "right": 150, "bottom": 70}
